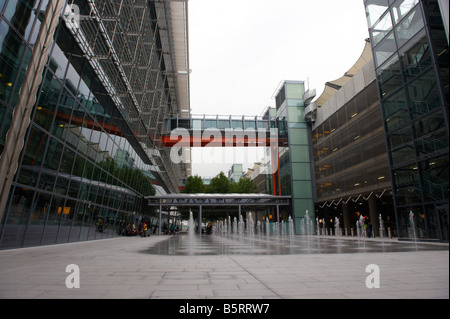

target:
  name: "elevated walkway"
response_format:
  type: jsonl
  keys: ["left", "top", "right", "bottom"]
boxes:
{"left": 160, "top": 114, "right": 288, "bottom": 147}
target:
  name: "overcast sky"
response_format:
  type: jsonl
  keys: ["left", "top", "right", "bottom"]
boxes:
{"left": 187, "top": 0, "right": 370, "bottom": 178}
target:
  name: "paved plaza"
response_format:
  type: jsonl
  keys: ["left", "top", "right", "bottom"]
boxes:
{"left": 0, "top": 234, "right": 448, "bottom": 299}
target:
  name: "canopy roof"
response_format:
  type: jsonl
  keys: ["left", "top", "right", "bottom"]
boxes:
{"left": 146, "top": 193, "right": 291, "bottom": 206}
{"left": 315, "top": 40, "right": 373, "bottom": 107}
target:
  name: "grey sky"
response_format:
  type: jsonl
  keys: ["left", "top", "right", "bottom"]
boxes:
{"left": 187, "top": 0, "right": 370, "bottom": 178}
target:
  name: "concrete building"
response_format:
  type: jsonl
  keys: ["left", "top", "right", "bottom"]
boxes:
{"left": 306, "top": 40, "right": 396, "bottom": 237}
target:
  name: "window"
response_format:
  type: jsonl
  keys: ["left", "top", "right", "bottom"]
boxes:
{"left": 391, "top": 0, "right": 419, "bottom": 25}
{"left": 374, "top": 32, "right": 397, "bottom": 67}
{"left": 371, "top": 11, "right": 393, "bottom": 46}
{"left": 395, "top": 6, "right": 424, "bottom": 48}
{"left": 366, "top": 0, "right": 390, "bottom": 28}
{"left": 377, "top": 54, "right": 402, "bottom": 98}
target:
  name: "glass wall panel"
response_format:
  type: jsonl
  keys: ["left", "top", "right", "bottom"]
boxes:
{"left": 1, "top": 187, "right": 35, "bottom": 248}
{"left": 366, "top": 0, "right": 390, "bottom": 27}
{"left": 389, "top": 125, "right": 416, "bottom": 167}
{"left": 285, "top": 82, "right": 304, "bottom": 100}
{"left": 290, "top": 145, "right": 310, "bottom": 162}
{"left": 395, "top": 6, "right": 424, "bottom": 48}
{"left": 415, "top": 111, "right": 448, "bottom": 159}
{"left": 57, "top": 199, "right": 76, "bottom": 243}
{"left": 420, "top": 155, "right": 449, "bottom": 202}
{"left": 0, "top": 19, "right": 28, "bottom": 103}
{"left": 16, "top": 126, "right": 49, "bottom": 188}
{"left": 288, "top": 106, "right": 304, "bottom": 123}
{"left": 382, "top": 88, "right": 409, "bottom": 132}
{"left": 374, "top": 32, "right": 396, "bottom": 67}
{"left": 392, "top": 164, "right": 422, "bottom": 205}
{"left": 289, "top": 128, "right": 309, "bottom": 145}
{"left": 292, "top": 181, "right": 312, "bottom": 199}
{"left": 41, "top": 195, "right": 64, "bottom": 245}
{"left": 407, "top": 69, "right": 441, "bottom": 118}
{"left": 0, "top": 105, "right": 12, "bottom": 154}
{"left": 218, "top": 119, "right": 230, "bottom": 129}
{"left": 400, "top": 30, "right": 431, "bottom": 80}
{"left": 291, "top": 162, "right": 311, "bottom": 181}
{"left": 391, "top": 0, "right": 419, "bottom": 25}
{"left": 232, "top": 120, "right": 243, "bottom": 129}
{"left": 4, "top": 0, "right": 37, "bottom": 41}
{"left": 377, "top": 54, "right": 402, "bottom": 98}
{"left": 371, "top": 11, "right": 393, "bottom": 46}
{"left": 244, "top": 120, "right": 256, "bottom": 129}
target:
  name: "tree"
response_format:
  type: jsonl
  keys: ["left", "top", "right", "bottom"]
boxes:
{"left": 207, "top": 171, "right": 231, "bottom": 193}
{"left": 231, "top": 177, "right": 258, "bottom": 194}
{"left": 183, "top": 175, "right": 205, "bottom": 193}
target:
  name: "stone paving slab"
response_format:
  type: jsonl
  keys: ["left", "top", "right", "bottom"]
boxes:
{"left": 0, "top": 235, "right": 448, "bottom": 299}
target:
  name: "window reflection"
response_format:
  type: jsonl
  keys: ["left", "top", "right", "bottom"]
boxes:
{"left": 395, "top": 6, "right": 424, "bottom": 48}
{"left": 391, "top": 0, "right": 419, "bottom": 25}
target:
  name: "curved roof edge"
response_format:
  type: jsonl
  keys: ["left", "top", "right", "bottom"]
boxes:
{"left": 315, "top": 39, "right": 372, "bottom": 108}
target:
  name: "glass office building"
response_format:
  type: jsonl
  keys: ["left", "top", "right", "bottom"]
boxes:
{"left": 364, "top": 0, "right": 449, "bottom": 241}
{"left": 271, "top": 81, "right": 315, "bottom": 233}
{"left": 0, "top": 0, "right": 190, "bottom": 249}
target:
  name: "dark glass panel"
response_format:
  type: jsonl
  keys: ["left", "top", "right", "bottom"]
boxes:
{"left": 392, "top": 164, "right": 422, "bottom": 205}
{"left": 406, "top": 69, "right": 441, "bottom": 118}
{"left": 23, "top": 191, "right": 51, "bottom": 247}
{"left": 16, "top": 126, "right": 49, "bottom": 188}
{"left": 41, "top": 195, "right": 64, "bottom": 245}
{"left": 382, "top": 88, "right": 410, "bottom": 132}
{"left": 389, "top": 125, "right": 416, "bottom": 167}
{"left": 1, "top": 187, "right": 35, "bottom": 248}
{"left": 377, "top": 54, "right": 403, "bottom": 98}
{"left": 0, "top": 19, "right": 28, "bottom": 103}
{"left": 414, "top": 111, "right": 448, "bottom": 159}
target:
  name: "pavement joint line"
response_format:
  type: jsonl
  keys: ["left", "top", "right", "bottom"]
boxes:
{"left": 227, "top": 255, "right": 282, "bottom": 299}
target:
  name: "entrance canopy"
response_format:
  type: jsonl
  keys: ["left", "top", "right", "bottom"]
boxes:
{"left": 146, "top": 193, "right": 291, "bottom": 207}
{"left": 146, "top": 193, "right": 291, "bottom": 235}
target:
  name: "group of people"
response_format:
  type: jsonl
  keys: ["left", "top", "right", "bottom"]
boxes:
{"left": 163, "top": 223, "right": 180, "bottom": 235}
{"left": 118, "top": 221, "right": 181, "bottom": 236}
{"left": 119, "top": 220, "right": 155, "bottom": 237}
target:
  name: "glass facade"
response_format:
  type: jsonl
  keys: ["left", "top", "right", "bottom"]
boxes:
{"left": 0, "top": 1, "right": 188, "bottom": 248}
{"left": 364, "top": 0, "right": 449, "bottom": 241}
{"left": 272, "top": 81, "right": 315, "bottom": 233}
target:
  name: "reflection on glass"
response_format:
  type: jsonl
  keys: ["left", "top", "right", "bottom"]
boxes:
{"left": 395, "top": 7, "right": 424, "bottom": 48}
{"left": 371, "top": 11, "right": 393, "bottom": 46}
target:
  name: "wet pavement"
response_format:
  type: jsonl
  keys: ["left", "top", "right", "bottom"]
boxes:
{"left": 0, "top": 234, "right": 448, "bottom": 299}
{"left": 143, "top": 232, "right": 449, "bottom": 255}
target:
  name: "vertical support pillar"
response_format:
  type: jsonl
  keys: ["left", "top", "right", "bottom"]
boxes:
{"left": 369, "top": 196, "right": 379, "bottom": 237}
{"left": 342, "top": 202, "right": 351, "bottom": 235}
{"left": 199, "top": 205, "right": 202, "bottom": 237}
{"left": 159, "top": 200, "right": 162, "bottom": 235}
{"left": 276, "top": 204, "right": 280, "bottom": 233}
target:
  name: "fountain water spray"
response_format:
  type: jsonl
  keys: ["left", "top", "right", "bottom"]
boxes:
{"left": 248, "top": 212, "right": 254, "bottom": 237}
{"left": 288, "top": 216, "right": 295, "bottom": 238}
{"left": 409, "top": 211, "right": 418, "bottom": 250}
{"left": 378, "top": 214, "right": 388, "bottom": 246}
{"left": 335, "top": 217, "right": 343, "bottom": 245}
{"left": 356, "top": 215, "right": 366, "bottom": 249}
{"left": 188, "top": 210, "right": 195, "bottom": 255}
{"left": 316, "top": 217, "right": 320, "bottom": 237}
